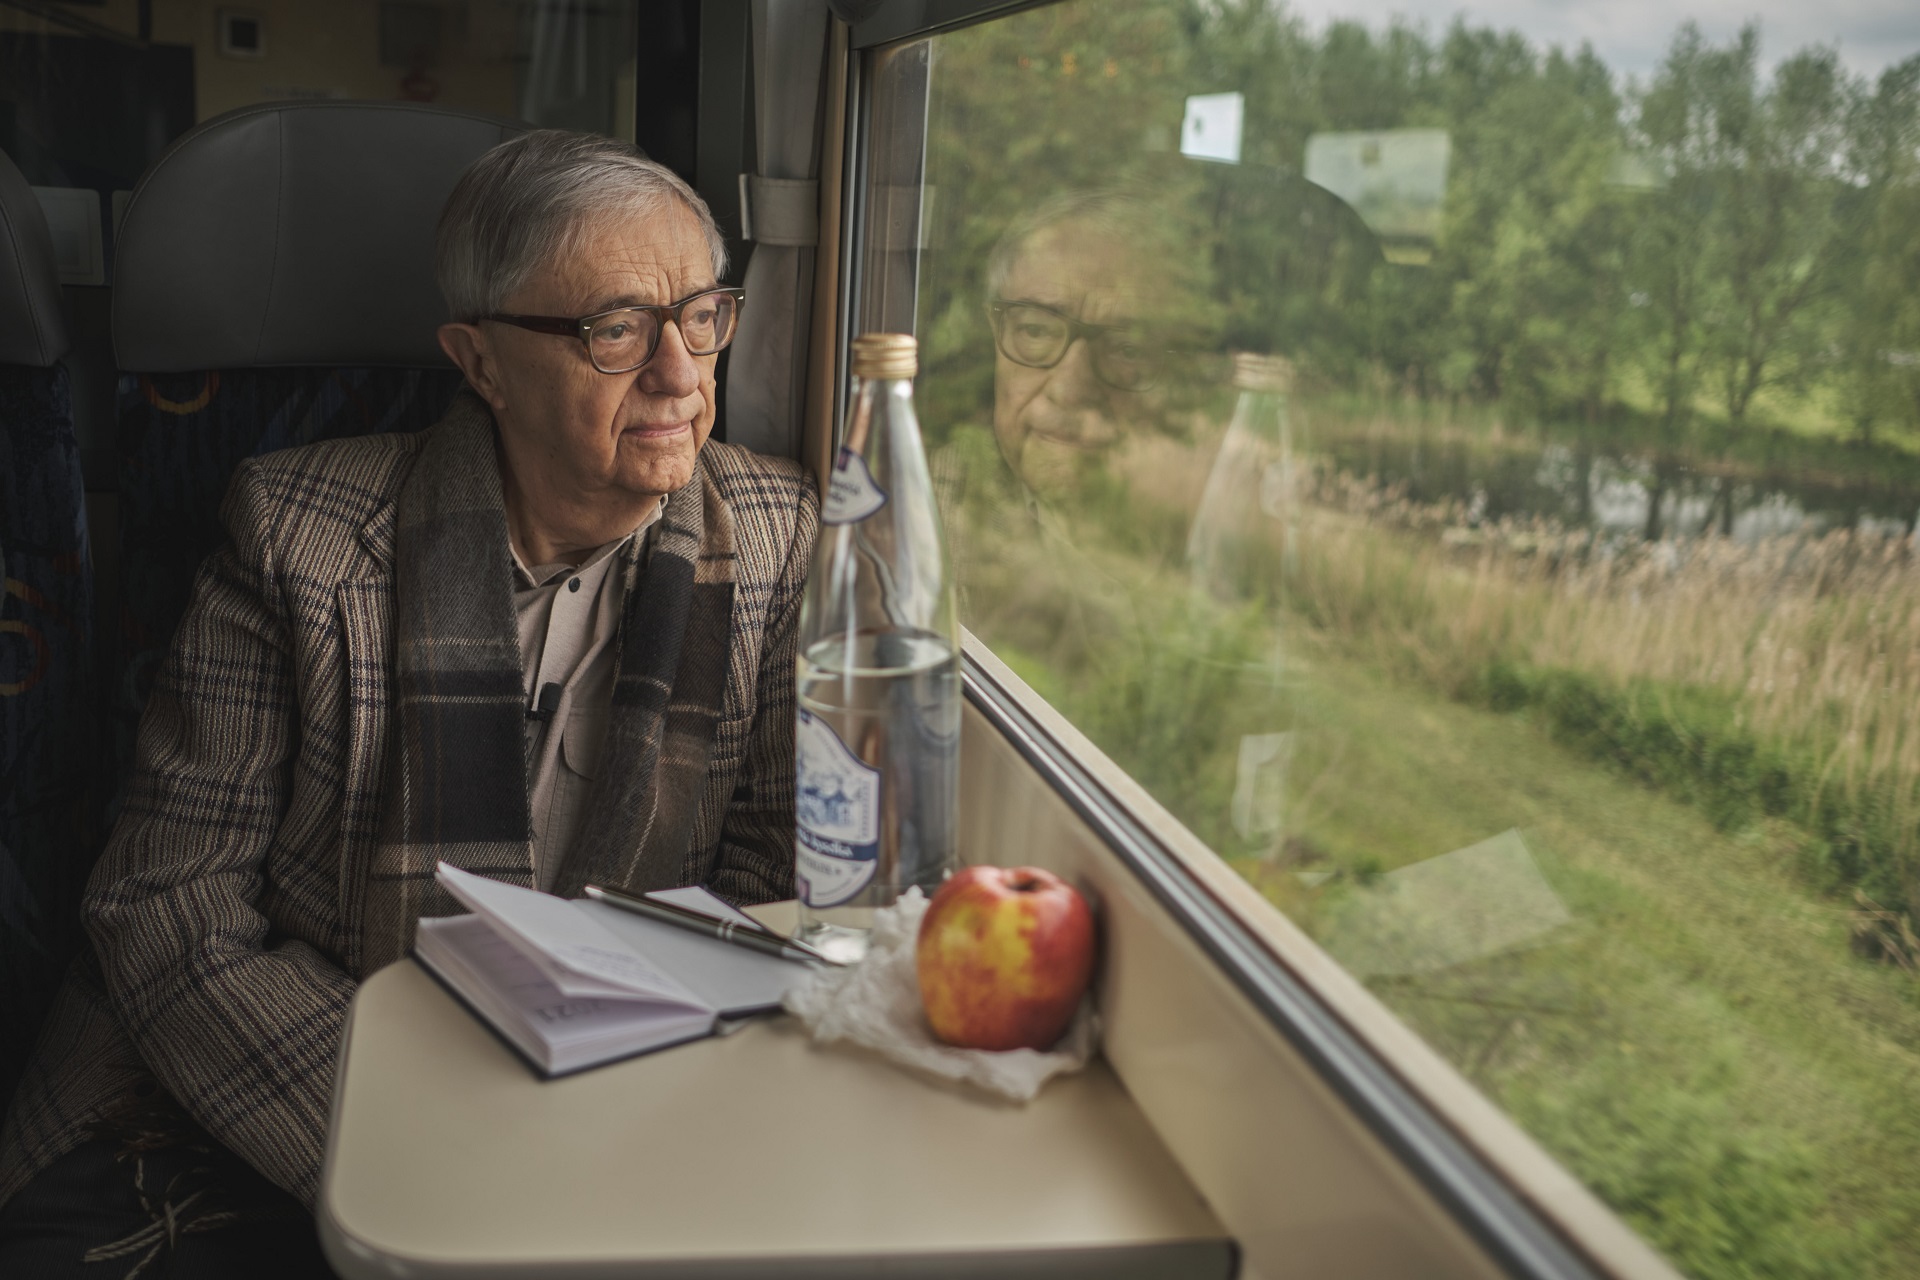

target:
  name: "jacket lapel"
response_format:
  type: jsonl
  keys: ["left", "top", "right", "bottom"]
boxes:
{"left": 551, "top": 460, "right": 738, "bottom": 897}
{"left": 355, "top": 495, "right": 396, "bottom": 574}
{"left": 335, "top": 575, "right": 391, "bottom": 976}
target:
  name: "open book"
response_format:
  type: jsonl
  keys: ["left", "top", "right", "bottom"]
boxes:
{"left": 414, "top": 863, "right": 811, "bottom": 1078}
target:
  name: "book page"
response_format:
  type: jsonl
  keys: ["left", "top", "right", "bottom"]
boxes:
{"left": 577, "top": 899, "right": 811, "bottom": 1018}
{"left": 416, "top": 916, "right": 714, "bottom": 1072}
{"left": 436, "top": 863, "right": 703, "bottom": 1009}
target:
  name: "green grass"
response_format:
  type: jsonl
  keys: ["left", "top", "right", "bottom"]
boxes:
{"left": 1234, "top": 638, "right": 1920, "bottom": 1277}
{"left": 1474, "top": 666, "right": 1913, "bottom": 909}
{"left": 941, "top": 422, "right": 1920, "bottom": 1275}
{"left": 983, "top": 561, "right": 1920, "bottom": 1274}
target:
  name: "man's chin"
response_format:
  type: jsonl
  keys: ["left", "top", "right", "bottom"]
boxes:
{"left": 615, "top": 431, "right": 704, "bottom": 492}
{"left": 1020, "top": 430, "right": 1116, "bottom": 474}
{"left": 614, "top": 454, "right": 696, "bottom": 500}
{"left": 1017, "top": 456, "right": 1112, "bottom": 504}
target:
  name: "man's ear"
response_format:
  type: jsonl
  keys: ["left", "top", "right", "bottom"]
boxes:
{"left": 438, "top": 322, "right": 506, "bottom": 409}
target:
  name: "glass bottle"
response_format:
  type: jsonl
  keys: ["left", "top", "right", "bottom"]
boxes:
{"left": 1183, "top": 353, "right": 1300, "bottom": 857}
{"left": 1185, "top": 352, "right": 1297, "bottom": 602}
{"left": 793, "top": 333, "right": 960, "bottom": 963}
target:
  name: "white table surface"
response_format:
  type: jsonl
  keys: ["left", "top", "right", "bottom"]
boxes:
{"left": 319, "top": 952, "right": 1234, "bottom": 1279}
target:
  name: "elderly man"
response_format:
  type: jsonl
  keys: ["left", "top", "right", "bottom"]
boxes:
{"left": 985, "top": 191, "right": 1160, "bottom": 506}
{"left": 981, "top": 188, "right": 1213, "bottom": 511}
{"left": 0, "top": 130, "right": 816, "bottom": 1276}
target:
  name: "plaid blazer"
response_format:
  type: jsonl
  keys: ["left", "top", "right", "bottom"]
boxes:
{"left": 0, "top": 404, "right": 818, "bottom": 1210}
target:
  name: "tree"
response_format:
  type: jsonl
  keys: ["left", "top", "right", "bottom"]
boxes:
{"left": 1636, "top": 27, "right": 1854, "bottom": 438}
{"left": 1443, "top": 45, "right": 1632, "bottom": 422}
{"left": 1839, "top": 56, "right": 1920, "bottom": 447}
{"left": 1629, "top": 27, "right": 1716, "bottom": 459}
{"left": 1705, "top": 39, "right": 1850, "bottom": 432}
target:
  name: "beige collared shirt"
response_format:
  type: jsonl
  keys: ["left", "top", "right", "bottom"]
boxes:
{"left": 513, "top": 504, "right": 662, "bottom": 890}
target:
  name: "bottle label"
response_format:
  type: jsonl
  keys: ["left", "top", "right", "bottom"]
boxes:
{"left": 821, "top": 447, "right": 889, "bottom": 525}
{"left": 794, "top": 708, "right": 882, "bottom": 907}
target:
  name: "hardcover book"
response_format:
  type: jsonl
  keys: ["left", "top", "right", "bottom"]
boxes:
{"left": 415, "top": 863, "right": 808, "bottom": 1077}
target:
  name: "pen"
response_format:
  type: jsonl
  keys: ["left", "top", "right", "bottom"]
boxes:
{"left": 581, "top": 883, "right": 845, "bottom": 966}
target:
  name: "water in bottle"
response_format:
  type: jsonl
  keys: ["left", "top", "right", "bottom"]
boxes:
{"left": 793, "top": 333, "right": 960, "bottom": 963}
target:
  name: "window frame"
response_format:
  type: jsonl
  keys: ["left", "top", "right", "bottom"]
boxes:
{"left": 818, "top": 4, "right": 1689, "bottom": 1277}
{"left": 846, "top": 0, "right": 1051, "bottom": 51}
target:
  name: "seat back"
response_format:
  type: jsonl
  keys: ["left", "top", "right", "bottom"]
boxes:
{"left": 109, "top": 102, "right": 522, "bottom": 780}
{"left": 0, "top": 145, "right": 92, "bottom": 1107}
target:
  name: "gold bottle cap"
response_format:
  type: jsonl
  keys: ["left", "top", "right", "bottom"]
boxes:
{"left": 1232, "top": 351, "right": 1294, "bottom": 393}
{"left": 851, "top": 332, "right": 918, "bottom": 380}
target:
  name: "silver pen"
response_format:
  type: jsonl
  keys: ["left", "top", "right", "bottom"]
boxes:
{"left": 581, "top": 883, "right": 844, "bottom": 966}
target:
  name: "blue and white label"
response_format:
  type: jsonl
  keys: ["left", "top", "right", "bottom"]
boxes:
{"left": 794, "top": 708, "right": 882, "bottom": 907}
{"left": 822, "top": 447, "right": 889, "bottom": 525}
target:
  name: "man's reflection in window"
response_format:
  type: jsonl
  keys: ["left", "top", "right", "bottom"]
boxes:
{"left": 982, "top": 190, "right": 1198, "bottom": 508}
{"left": 940, "top": 188, "right": 1295, "bottom": 854}
{"left": 937, "top": 180, "right": 1380, "bottom": 859}
{"left": 933, "top": 189, "right": 1218, "bottom": 662}
{"left": 990, "top": 192, "right": 1167, "bottom": 506}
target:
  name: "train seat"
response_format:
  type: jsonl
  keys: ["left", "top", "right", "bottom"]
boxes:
{"left": 0, "top": 146, "right": 95, "bottom": 1110}
{"left": 107, "top": 101, "right": 522, "bottom": 784}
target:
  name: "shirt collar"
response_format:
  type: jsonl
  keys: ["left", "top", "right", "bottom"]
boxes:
{"left": 510, "top": 501, "right": 664, "bottom": 590}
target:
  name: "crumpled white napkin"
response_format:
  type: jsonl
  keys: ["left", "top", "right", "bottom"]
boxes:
{"left": 781, "top": 887, "right": 1097, "bottom": 1102}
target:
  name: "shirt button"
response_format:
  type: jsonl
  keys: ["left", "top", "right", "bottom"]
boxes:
{"left": 568, "top": 577, "right": 581, "bottom": 592}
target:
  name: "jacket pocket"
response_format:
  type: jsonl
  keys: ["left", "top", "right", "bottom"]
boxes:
{"left": 561, "top": 699, "right": 608, "bottom": 780}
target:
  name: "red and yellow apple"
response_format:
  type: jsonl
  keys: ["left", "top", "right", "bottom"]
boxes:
{"left": 916, "top": 866, "right": 1095, "bottom": 1052}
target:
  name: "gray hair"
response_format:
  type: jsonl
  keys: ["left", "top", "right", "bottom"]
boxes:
{"left": 436, "top": 130, "right": 727, "bottom": 322}
{"left": 985, "top": 188, "right": 1165, "bottom": 301}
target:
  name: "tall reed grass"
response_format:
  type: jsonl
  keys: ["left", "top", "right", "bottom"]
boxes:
{"left": 1285, "top": 469, "right": 1920, "bottom": 911}
{"left": 942, "top": 409, "right": 1920, "bottom": 914}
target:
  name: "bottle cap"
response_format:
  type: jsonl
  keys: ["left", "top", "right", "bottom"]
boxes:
{"left": 851, "top": 332, "right": 918, "bottom": 380}
{"left": 1232, "top": 351, "right": 1294, "bottom": 393}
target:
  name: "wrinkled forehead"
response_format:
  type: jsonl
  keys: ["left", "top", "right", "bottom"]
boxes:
{"left": 999, "top": 220, "right": 1153, "bottom": 323}
{"left": 524, "top": 202, "right": 716, "bottom": 312}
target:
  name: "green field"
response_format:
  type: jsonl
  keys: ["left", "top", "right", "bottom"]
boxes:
{"left": 1233, "top": 637, "right": 1920, "bottom": 1278}
{"left": 953, "top": 429, "right": 1920, "bottom": 1276}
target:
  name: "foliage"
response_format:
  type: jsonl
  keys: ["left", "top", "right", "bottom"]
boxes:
{"left": 915, "top": 3, "right": 1920, "bottom": 460}
{"left": 938, "top": 424, "right": 1920, "bottom": 1275}
{"left": 1839, "top": 59, "right": 1920, "bottom": 447}
{"left": 1286, "top": 463, "right": 1920, "bottom": 914}
{"left": 1512, "top": 1060, "right": 1877, "bottom": 1277}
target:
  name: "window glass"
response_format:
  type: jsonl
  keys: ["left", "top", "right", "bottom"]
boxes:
{"left": 891, "top": 2, "right": 1920, "bottom": 1274}
{"left": 1, "top": 0, "right": 638, "bottom": 266}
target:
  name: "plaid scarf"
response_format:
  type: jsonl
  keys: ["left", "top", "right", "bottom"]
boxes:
{"left": 361, "top": 393, "right": 738, "bottom": 970}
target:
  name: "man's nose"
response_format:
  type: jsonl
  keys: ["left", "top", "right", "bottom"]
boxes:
{"left": 636, "top": 320, "right": 702, "bottom": 398}
{"left": 1041, "top": 336, "right": 1104, "bottom": 406}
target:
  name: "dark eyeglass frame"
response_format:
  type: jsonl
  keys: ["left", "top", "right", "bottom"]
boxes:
{"left": 484, "top": 286, "right": 747, "bottom": 373}
{"left": 987, "top": 297, "right": 1168, "bottom": 391}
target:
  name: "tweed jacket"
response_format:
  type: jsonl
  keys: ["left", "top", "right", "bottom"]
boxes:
{"left": 0, "top": 404, "right": 818, "bottom": 1210}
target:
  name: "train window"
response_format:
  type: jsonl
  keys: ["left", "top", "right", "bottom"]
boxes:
{"left": 0, "top": 0, "right": 642, "bottom": 248}
{"left": 861, "top": 1, "right": 1920, "bottom": 1275}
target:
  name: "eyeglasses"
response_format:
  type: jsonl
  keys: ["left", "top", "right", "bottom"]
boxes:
{"left": 485, "top": 287, "right": 746, "bottom": 374}
{"left": 988, "top": 298, "right": 1167, "bottom": 391}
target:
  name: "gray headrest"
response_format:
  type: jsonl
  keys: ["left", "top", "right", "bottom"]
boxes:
{"left": 0, "top": 148, "right": 70, "bottom": 367}
{"left": 114, "top": 101, "right": 523, "bottom": 372}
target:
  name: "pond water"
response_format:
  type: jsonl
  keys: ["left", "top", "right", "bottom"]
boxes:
{"left": 1315, "top": 432, "right": 1920, "bottom": 543}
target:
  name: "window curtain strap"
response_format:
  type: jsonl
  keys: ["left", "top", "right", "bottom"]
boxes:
{"left": 737, "top": 174, "right": 820, "bottom": 246}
